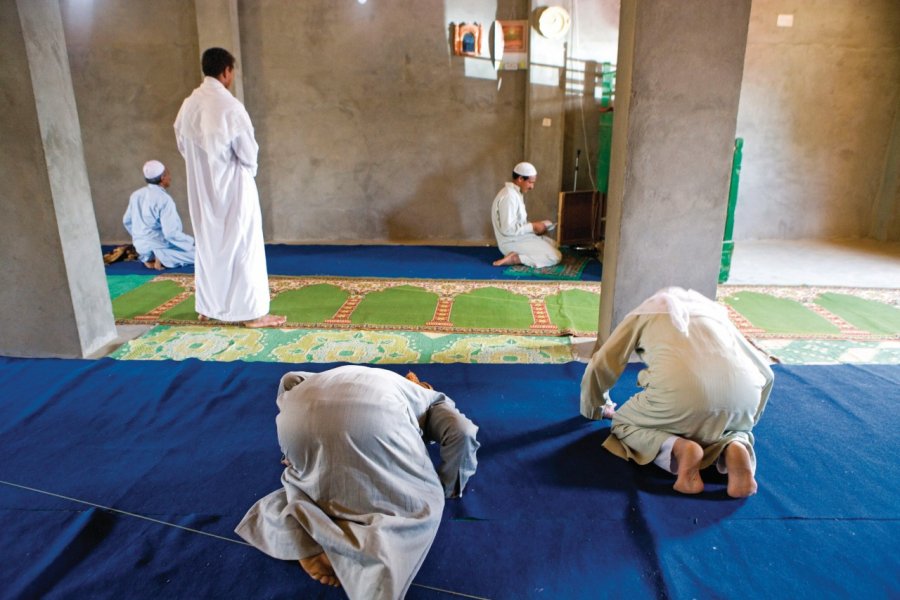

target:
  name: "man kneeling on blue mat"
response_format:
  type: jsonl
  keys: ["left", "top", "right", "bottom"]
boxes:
{"left": 580, "top": 287, "right": 774, "bottom": 498}
{"left": 236, "top": 365, "right": 479, "bottom": 599}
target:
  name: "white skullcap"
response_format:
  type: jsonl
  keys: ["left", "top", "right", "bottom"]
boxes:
{"left": 513, "top": 162, "right": 537, "bottom": 178}
{"left": 142, "top": 160, "right": 165, "bottom": 180}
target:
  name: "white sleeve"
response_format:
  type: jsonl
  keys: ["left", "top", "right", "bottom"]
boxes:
{"left": 495, "top": 194, "right": 534, "bottom": 237}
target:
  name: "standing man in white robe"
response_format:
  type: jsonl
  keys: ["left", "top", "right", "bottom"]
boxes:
{"left": 491, "top": 162, "right": 562, "bottom": 268}
{"left": 580, "top": 287, "right": 774, "bottom": 498}
{"left": 174, "top": 47, "right": 285, "bottom": 328}
{"left": 123, "top": 160, "right": 195, "bottom": 271}
{"left": 236, "top": 366, "right": 480, "bottom": 599}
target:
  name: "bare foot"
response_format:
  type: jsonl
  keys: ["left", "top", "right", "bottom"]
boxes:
{"left": 492, "top": 252, "right": 521, "bottom": 266}
{"left": 144, "top": 258, "right": 164, "bottom": 271}
{"left": 725, "top": 442, "right": 758, "bottom": 498}
{"left": 672, "top": 438, "right": 705, "bottom": 494}
{"left": 197, "top": 314, "right": 211, "bottom": 322}
{"left": 243, "top": 314, "right": 287, "bottom": 328}
{"left": 299, "top": 552, "right": 340, "bottom": 588}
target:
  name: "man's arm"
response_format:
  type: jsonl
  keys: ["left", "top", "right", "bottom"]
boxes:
{"left": 157, "top": 197, "right": 193, "bottom": 246}
{"left": 422, "top": 398, "right": 480, "bottom": 498}
{"left": 580, "top": 314, "right": 643, "bottom": 420}
{"left": 230, "top": 107, "right": 259, "bottom": 177}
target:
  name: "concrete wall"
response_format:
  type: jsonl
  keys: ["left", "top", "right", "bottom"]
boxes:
{"left": 239, "top": 0, "right": 526, "bottom": 244}
{"left": 734, "top": 0, "right": 900, "bottom": 241}
{"left": 43, "top": 0, "right": 900, "bottom": 246}
{"left": 61, "top": 0, "right": 199, "bottom": 243}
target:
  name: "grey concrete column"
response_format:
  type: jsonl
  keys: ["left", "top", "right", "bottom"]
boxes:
{"left": 194, "top": 0, "right": 244, "bottom": 102}
{"left": 524, "top": 2, "right": 567, "bottom": 221}
{"left": 598, "top": 0, "right": 751, "bottom": 342}
{"left": 871, "top": 104, "right": 899, "bottom": 241}
{"left": 0, "top": 0, "right": 116, "bottom": 358}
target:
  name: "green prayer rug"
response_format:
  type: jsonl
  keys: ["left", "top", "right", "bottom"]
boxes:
{"left": 109, "top": 326, "right": 578, "bottom": 364}
{"left": 719, "top": 285, "right": 900, "bottom": 341}
{"left": 111, "top": 275, "right": 603, "bottom": 337}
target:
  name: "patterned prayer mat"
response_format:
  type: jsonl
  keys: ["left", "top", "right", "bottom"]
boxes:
{"left": 502, "top": 250, "right": 594, "bottom": 279}
{"left": 752, "top": 339, "right": 900, "bottom": 365}
{"left": 112, "top": 275, "right": 603, "bottom": 337}
{"left": 718, "top": 285, "right": 900, "bottom": 341}
{"left": 109, "top": 326, "right": 577, "bottom": 364}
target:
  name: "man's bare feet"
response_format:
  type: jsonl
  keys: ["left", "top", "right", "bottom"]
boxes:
{"left": 243, "top": 314, "right": 287, "bottom": 328}
{"left": 600, "top": 402, "right": 617, "bottom": 420}
{"left": 197, "top": 314, "right": 211, "bottom": 322}
{"left": 299, "top": 552, "right": 340, "bottom": 588}
{"left": 492, "top": 252, "right": 521, "bottom": 266}
{"left": 724, "top": 442, "right": 758, "bottom": 498}
{"left": 144, "top": 258, "right": 164, "bottom": 271}
{"left": 672, "top": 438, "right": 705, "bottom": 494}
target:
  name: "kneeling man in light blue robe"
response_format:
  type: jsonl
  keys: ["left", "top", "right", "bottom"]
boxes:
{"left": 123, "top": 160, "right": 195, "bottom": 271}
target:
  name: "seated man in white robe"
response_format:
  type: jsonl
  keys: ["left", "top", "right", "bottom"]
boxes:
{"left": 122, "top": 160, "right": 195, "bottom": 271}
{"left": 580, "top": 287, "right": 774, "bottom": 498}
{"left": 491, "top": 161, "right": 562, "bottom": 268}
{"left": 236, "top": 365, "right": 480, "bottom": 599}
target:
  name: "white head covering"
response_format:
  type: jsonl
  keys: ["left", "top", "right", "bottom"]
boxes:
{"left": 142, "top": 160, "right": 165, "bottom": 180}
{"left": 628, "top": 287, "right": 728, "bottom": 336}
{"left": 513, "top": 162, "right": 537, "bottom": 178}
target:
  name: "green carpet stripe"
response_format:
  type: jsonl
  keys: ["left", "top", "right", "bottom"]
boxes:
{"left": 545, "top": 289, "right": 601, "bottom": 333}
{"left": 270, "top": 284, "right": 350, "bottom": 323}
{"left": 814, "top": 293, "right": 900, "bottom": 335}
{"left": 113, "top": 280, "right": 184, "bottom": 320}
{"left": 351, "top": 285, "right": 438, "bottom": 327}
{"left": 107, "top": 274, "right": 155, "bottom": 300}
{"left": 723, "top": 291, "right": 840, "bottom": 334}
{"left": 159, "top": 295, "right": 199, "bottom": 321}
{"left": 450, "top": 287, "right": 535, "bottom": 329}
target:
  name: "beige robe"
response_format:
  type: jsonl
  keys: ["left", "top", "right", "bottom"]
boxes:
{"left": 581, "top": 312, "right": 774, "bottom": 470}
{"left": 236, "top": 366, "right": 479, "bottom": 600}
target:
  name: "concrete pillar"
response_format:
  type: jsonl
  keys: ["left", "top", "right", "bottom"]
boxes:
{"left": 598, "top": 0, "right": 751, "bottom": 342}
{"left": 194, "top": 0, "right": 244, "bottom": 102}
{"left": 872, "top": 106, "right": 899, "bottom": 241}
{"left": 525, "top": 1, "right": 567, "bottom": 221}
{"left": 0, "top": 0, "right": 116, "bottom": 358}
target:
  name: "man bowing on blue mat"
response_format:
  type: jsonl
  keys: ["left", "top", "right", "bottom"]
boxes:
{"left": 581, "top": 287, "right": 774, "bottom": 498}
{"left": 236, "top": 366, "right": 479, "bottom": 599}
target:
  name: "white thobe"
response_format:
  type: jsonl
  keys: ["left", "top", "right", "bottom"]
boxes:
{"left": 123, "top": 184, "right": 195, "bottom": 267}
{"left": 236, "top": 366, "right": 480, "bottom": 600}
{"left": 174, "top": 77, "right": 270, "bottom": 321}
{"left": 491, "top": 182, "right": 561, "bottom": 268}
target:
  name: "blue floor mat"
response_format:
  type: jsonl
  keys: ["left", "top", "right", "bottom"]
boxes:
{"left": 0, "top": 358, "right": 896, "bottom": 599}
{"left": 103, "top": 244, "right": 602, "bottom": 281}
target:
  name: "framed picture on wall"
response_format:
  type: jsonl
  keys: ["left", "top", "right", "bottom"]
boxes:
{"left": 498, "top": 20, "right": 528, "bottom": 70}
{"left": 452, "top": 23, "right": 483, "bottom": 57}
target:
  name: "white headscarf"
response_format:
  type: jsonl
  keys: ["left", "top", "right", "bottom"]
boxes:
{"left": 627, "top": 287, "right": 728, "bottom": 336}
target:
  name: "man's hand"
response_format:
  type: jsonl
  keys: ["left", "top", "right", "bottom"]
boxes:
{"left": 532, "top": 220, "right": 548, "bottom": 235}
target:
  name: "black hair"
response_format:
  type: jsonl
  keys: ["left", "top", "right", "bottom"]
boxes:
{"left": 512, "top": 171, "right": 532, "bottom": 181}
{"left": 202, "top": 47, "right": 236, "bottom": 77}
{"left": 145, "top": 175, "right": 163, "bottom": 185}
